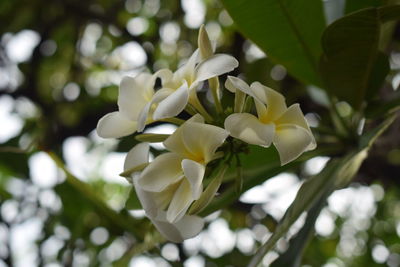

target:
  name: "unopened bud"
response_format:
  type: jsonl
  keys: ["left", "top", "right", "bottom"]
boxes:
{"left": 198, "top": 25, "right": 213, "bottom": 60}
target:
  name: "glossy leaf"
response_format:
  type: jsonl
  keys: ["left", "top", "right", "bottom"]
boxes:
{"left": 221, "top": 0, "right": 326, "bottom": 85}
{"left": 319, "top": 5, "right": 400, "bottom": 109}
{"left": 345, "top": 0, "right": 384, "bottom": 13}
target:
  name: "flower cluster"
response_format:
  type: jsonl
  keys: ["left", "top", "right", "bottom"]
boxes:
{"left": 97, "top": 26, "right": 316, "bottom": 242}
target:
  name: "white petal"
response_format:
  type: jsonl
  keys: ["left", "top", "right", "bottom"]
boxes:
{"left": 155, "top": 68, "right": 174, "bottom": 85}
{"left": 182, "top": 122, "right": 229, "bottom": 163}
{"left": 275, "top": 104, "right": 316, "bottom": 150}
{"left": 138, "top": 153, "right": 184, "bottom": 192}
{"left": 181, "top": 159, "right": 205, "bottom": 200}
{"left": 134, "top": 72, "right": 157, "bottom": 93}
{"left": 171, "top": 50, "right": 199, "bottom": 87}
{"left": 136, "top": 102, "right": 152, "bottom": 132}
{"left": 163, "top": 114, "right": 205, "bottom": 156}
{"left": 136, "top": 88, "right": 176, "bottom": 132}
{"left": 273, "top": 124, "right": 314, "bottom": 165}
{"left": 167, "top": 179, "right": 193, "bottom": 223}
{"left": 195, "top": 54, "right": 239, "bottom": 83}
{"left": 152, "top": 82, "right": 189, "bottom": 120}
{"left": 124, "top": 143, "right": 150, "bottom": 170}
{"left": 133, "top": 179, "right": 159, "bottom": 218}
{"left": 96, "top": 112, "right": 137, "bottom": 138}
{"left": 151, "top": 211, "right": 204, "bottom": 243}
{"left": 250, "top": 82, "right": 287, "bottom": 121}
{"left": 254, "top": 98, "right": 269, "bottom": 122}
{"left": 134, "top": 179, "right": 180, "bottom": 218}
{"left": 225, "top": 76, "right": 254, "bottom": 96}
{"left": 118, "top": 74, "right": 155, "bottom": 120}
{"left": 224, "top": 113, "right": 275, "bottom": 147}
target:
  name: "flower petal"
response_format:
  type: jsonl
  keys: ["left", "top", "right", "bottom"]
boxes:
{"left": 167, "top": 179, "right": 193, "bottom": 223}
{"left": 250, "top": 82, "right": 287, "bottom": 121}
{"left": 225, "top": 76, "right": 254, "bottom": 96}
{"left": 163, "top": 114, "right": 205, "bottom": 156}
{"left": 134, "top": 179, "right": 180, "bottom": 218}
{"left": 138, "top": 153, "right": 184, "bottom": 192}
{"left": 151, "top": 211, "right": 204, "bottom": 243}
{"left": 136, "top": 102, "right": 152, "bottom": 133}
{"left": 195, "top": 54, "right": 239, "bottom": 83}
{"left": 181, "top": 159, "right": 205, "bottom": 200}
{"left": 224, "top": 113, "right": 275, "bottom": 147}
{"left": 133, "top": 179, "right": 159, "bottom": 218}
{"left": 124, "top": 143, "right": 150, "bottom": 170}
{"left": 170, "top": 50, "right": 200, "bottom": 87}
{"left": 155, "top": 68, "right": 174, "bottom": 85}
{"left": 136, "top": 88, "right": 174, "bottom": 132}
{"left": 96, "top": 112, "right": 137, "bottom": 138}
{"left": 273, "top": 124, "right": 314, "bottom": 165}
{"left": 152, "top": 82, "right": 189, "bottom": 120}
{"left": 182, "top": 122, "right": 229, "bottom": 163}
{"left": 118, "top": 74, "right": 155, "bottom": 120}
{"left": 275, "top": 104, "right": 316, "bottom": 150}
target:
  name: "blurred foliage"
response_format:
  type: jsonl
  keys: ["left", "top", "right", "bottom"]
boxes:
{"left": 0, "top": 0, "right": 400, "bottom": 266}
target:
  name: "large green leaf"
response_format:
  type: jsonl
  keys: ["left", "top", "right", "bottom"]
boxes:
{"left": 345, "top": 0, "right": 384, "bottom": 13}
{"left": 221, "top": 0, "right": 326, "bottom": 85}
{"left": 319, "top": 5, "right": 400, "bottom": 109}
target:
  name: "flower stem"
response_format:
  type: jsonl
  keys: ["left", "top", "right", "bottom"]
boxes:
{"left": 159, "top": 117, "right": 185, "bottom": 125}
{"left": 189, "top": 90, "right": 214, "bottom": 122}
{"left": 209, "top": 77, "right": 223, "bottom": 114}
{"left": 234, "top": 89, "right": 246, "bottom": 113}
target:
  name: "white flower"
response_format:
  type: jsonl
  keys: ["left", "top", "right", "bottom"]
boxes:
{"left": 96, "top": 71, "right": 174, "bottom": 137}
{"left": 151, "top": 27, "right": 239, "bottom": 120}
{"left": 124, "top": 115, "right": 228, "bottom": 242}
{"left": 224, "top": 76, "right": 316, "bottom": 165}
{"left": 124, "top": 143, "right": 204, "bottom": 243}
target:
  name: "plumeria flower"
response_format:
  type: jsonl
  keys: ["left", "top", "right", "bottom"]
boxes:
{"left": 137, "top": 114, "right": 228, "bottom": 224}
{"left": 150, "top": 26, "right": 239, "bottom": 121}
{"left": 96, "top": 71, "right": 174, "bottom": 138}
{"left": 124, "top": 142, "right": 205, "bottom": 243}
{"left": 124, "top": 115, "right": 228, "bottom": 242}
{"left": 224, "top": 76, "right": 316, "bottom": 165}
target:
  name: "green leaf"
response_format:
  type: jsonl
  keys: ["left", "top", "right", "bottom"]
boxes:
{"left": 319, "top": 5, "right": 400, "bottom": 109}
{"left": 365, "top": 95, "right": 400, "bottom": 119}
{"left": 345, "top": 0, "right": 384, "bottom": 13}
{"left": 365, "top": 52, "right": 390, "bottom": 100}
{"left": 379, "top": 4, "right": 400, "bottom": 22}
{"left": 125, "top": 188, "right": 142, "bottom": 210}
{"left": 334, "top": 149, "right": 368, "bottom": 188}
{"left": 359, "top": 113, "right": 397, "bottom": 149}
{"left": 221, "top": 0, "right": 326, "bottom": 85}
